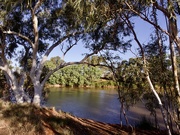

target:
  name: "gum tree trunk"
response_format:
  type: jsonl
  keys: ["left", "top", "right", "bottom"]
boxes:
{"left": 146, "top": 72, "right": 171, "bottom": 135}
{"left": 3, "top": 69, "right": 30, "bottom": 103}
{"left": 32, "top": 81, "right": 43, "bottom": 106}
{"left": 169, "top": 18, "right": 180, "bottom": 125}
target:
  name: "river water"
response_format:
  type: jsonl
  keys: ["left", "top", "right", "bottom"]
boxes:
{"left": 45, "top": 87, "right": 164, "bottom": 128}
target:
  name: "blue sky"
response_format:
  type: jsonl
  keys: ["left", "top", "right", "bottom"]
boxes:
{"left": 49, "top": 12, "right": 179, "bottom": 62}
{"left": 48, "top": 40, "right": 89, "bottom": 62}
{"left": 49, "top": 20, "right": 152, "bottom": 62}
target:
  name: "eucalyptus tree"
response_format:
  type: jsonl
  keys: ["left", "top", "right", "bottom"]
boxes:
{"left": 143, "top": 34, "right": 175, "bottom": 130}
{"left": 124, "top": 0, "right": 180, "bottom": 126}
{"left": 114, "top": 57, "right": 145, "bottom": 126}
{"left": 0, "top": 0, "right": 106, "bottom": 105}
{"left": 123, "top": 1, "right": 180, "bottom": 134}
{"left": 122, "top": 11, "right": 173, "bottom": 134}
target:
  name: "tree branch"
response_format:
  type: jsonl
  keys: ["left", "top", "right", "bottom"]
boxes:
{"left": 40, "top": 49, "right": 101, "bottom": 86}
{"left": 0, "top": 66, "right": 5, "bottom": 70}
{"left": 61, "top": 40, "right": 78, "bottom": 59}
{"left": 3, "top": 30, "right": 34, "bottom": 47}
{"left": 36, "top": 31, "right": 84, "bottom": 80}
{"left": 153, "top": 1, "right": 170, "bottom": 18}
{"left": 124, "top": 1, "right": 171, "bottom": 37}
{"left": 30, "top": 0, "right": 43, "bottom": 78}
{"left": 34, "top": 0, "right": 43, "bottom": 12}
{"left": 45, "top": 31, "right": 84, "bottom": 57}
{"left": 122, "top": 13, "right": 145, "bottom": 59}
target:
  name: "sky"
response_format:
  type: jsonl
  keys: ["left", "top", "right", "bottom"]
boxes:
{"left": 49, "top": 11, "right": 180, "bottom": 62}
{"left": 49, "top": 19, "right": 154, "bottom": 62}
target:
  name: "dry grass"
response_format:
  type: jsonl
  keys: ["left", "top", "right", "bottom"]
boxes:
{"left": 0, "top": 101, "right": 69, "bottom": 135}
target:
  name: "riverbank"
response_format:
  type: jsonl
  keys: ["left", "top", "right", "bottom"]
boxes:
{"left": 0, "top": 101, "right": 176, "bottom": 135}
{"left": 45, "top": 84, "right": 88, "bottom": 89}
{"left": 45, "top": 82, "right": 117, "bottom": 89}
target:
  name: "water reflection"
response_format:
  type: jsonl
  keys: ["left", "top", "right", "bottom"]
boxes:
{"left": 46, "top": 87, "right": 164, "bottom": 128}
{"left": 46, "top": 87, "right": 121, "bottom": 124}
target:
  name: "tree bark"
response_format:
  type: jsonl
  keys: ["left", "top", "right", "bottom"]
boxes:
{"left": 146, "top": 72, "right": 172, "bottom": 135}
{"left": 31, "top": 79, "right": 42, "bottom": 106}
{"left": 168, "top": 18, "right": 180, "bottom": 133}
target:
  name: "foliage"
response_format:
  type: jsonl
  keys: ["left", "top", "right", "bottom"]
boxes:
{"left": 114, "top": 58, "right": 147, "bottom": 107}
{"left": 48, "top": 64, "right": 102, "bottom": 87}
{"left": 136, "top": 116, "right": 155, "bottom": 130}
{"left": 142, "top": 33, "right": 172, "bottom": 88}
{"left": 43, "top": 56, "right": 105, "bottom": 87}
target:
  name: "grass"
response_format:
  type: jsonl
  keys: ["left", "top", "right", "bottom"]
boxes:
{"left": 0, "top": 101, "right": 73, "bottom": 135}
{"left": 2, "top": 104, "right": 44, "bottom": 134}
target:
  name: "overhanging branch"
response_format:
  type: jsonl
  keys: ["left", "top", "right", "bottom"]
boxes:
{"left": 40, "top": 49, "right": 103, "bottom": 86}
{"left": 3, "top": 30, "right": 34, "bottom": 47}
{"left": 44, "top": 31, "right": 84, "bottom": 57}
{"left": 124, "top": 1, "right": 171, "bottom": 37}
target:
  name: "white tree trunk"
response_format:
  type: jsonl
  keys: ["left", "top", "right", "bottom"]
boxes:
{"left": 1, "top": 70, "right": 28, "bottom": 103}
{"left": 32, "top": 82, "right": 42, "bottom": 106}
{"left": 10, "top": 84, "right": 30, "bottom": 103}
{"left": 12, "top": 85, "right": 24, "bottom": 103}
{"left": 146, "top": 74, "right": 171, "bottom": 135}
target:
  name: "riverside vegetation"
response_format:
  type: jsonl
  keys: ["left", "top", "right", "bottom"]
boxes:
{"left": 0, "top": 1, "right": 180, "bottom": 135}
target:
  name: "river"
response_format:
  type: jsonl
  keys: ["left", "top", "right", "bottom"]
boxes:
{"left": 45, "top": 87, "right": 164, "bottom": 128}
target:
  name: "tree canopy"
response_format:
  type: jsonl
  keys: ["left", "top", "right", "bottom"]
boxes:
{"left": 0, "top": 1, "right": 180, "bottom": 134}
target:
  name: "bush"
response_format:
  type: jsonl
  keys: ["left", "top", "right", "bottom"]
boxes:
{"left": 136, "top": 116, "right": 155, "bottom": 130}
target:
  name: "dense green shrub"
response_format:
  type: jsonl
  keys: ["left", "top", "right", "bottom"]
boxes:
{"left": 136, "top": 116, "right": 155, "bottom": 130}
{"left": 48, "top": 65, "right": 102, "bottom": 87}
